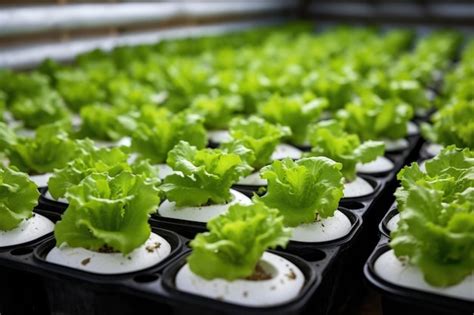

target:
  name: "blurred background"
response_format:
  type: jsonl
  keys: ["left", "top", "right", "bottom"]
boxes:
{"left": 0, "top": 1, "right": 473, "bottom": 69}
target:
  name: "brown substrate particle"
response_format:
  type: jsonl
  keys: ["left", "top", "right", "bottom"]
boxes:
{"left": 98, "top": 244, "right": 118, "bottom": 253}
{"left": 81, "top": 257, "right": 91, "bottom": 266}
{"left": 245, "top": 263, "right": 272, "bottom": 281}
{"left": 146, "top": 242, "right": 161, "bottom": 253}
{"left": 286, "top": 268, "right": 297, "bottom": 280}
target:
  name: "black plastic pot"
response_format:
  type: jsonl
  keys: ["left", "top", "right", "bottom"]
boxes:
{"left": 379, "top": 206, "right": 399, "bottom": 239}
{"left": 364, "top": 243, "right": 474, "bottom": 315}
{"left": 0, "top": 209, "right": 60, "bottom": 315}
{"left": 38, "top": 188, "right": 68, "bottom": 213}
{"left": 162, "top": 250, "right": 321, "bottom": 315}
{"left": 33, "top": 226, "right": 183, "bottom": 315}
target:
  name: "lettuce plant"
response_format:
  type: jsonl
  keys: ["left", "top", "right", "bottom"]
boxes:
{"left": 256, "top": 157, "right": 344, "bottom": 227}
{"left": 48, "top": 140, "right": 158, "bottom": 200}
{"left": 160, "top": 141, "right": 252, "bottom": 206}
{"left": 10, "top": 91, "right": 70, "bottom": 129}
{"left": 131, "top": 107, "right": 207, "bottom": 164}
{"left": 389, "top": 80, "right": 431, "bottom": 110}
{"left": 190, "top": 94, "right": 244, "bottom": 130}
{"left": 55, "top": 172, "right": 160, "bottom": 254}
{"left": 395, "top": 146, "right": 474, "bottom": 209}
{"left": 0, "top": 122, "right": 16, "bottom": 153}
{"left": 0, "top": 71, "right": 50, "bottom": 104}
{"left": 337, "top": 93, "right": 413, "bottom": 141}
{"left": 10, "top": 90, "right": 70, "bottom": 129}
{"left": 78, "top": 104, "right": 135, "bottom": 141}
{"left": 6, "top": 123, "right": 77, "bottom": 175}
{"left": 306, "top": 120, "right": 385, "bottom": 181}
{"left": 0, "top": 167, "right": 40, "bottom": 231}
{"left": 391, "top": 185, "right": 474, "bottom": 287}
{"left": 392, "top": 146, "right": 474, "bottom": 286}
{"left": 221, "top": 116, "right": 291, "bottom": 170}
{"left": 188, "top": 202, "right": 291, "bottom": 280}
{"left": 421, "top": 101, "right": 474, "bottom": 149}
{"left": 55, "top": 69, "right": 108, "bottom": 112}
{"left": 258, "top": 94, "right": 328, "bottom": 145}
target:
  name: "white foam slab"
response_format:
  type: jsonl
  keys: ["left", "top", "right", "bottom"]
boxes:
{"left": 0, "top": 213, "right": 54, "bottom": 247}
{"left": 375, "top": 249, "right": 474, "bottom": 301}
{"left": 356, "top": 156, "right": 394, "bottom": 174}
{"left": 176, "top": 251, "right": 305, "bottom": 307}
{"left": 46, "top": 232, "right": 171, "bottom": 275}
{"left": 158, "top": 189, "right": 251, "bottom": 223}
{"left": 291, "top": 210, "right": 352, "bottom": 243}
{"left": 343, "top": 176, "right": 374, "bottom": 198}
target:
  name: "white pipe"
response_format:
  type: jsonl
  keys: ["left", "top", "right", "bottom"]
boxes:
{"left": 0, "top": 1, "right": 297, "bottom": 37}
{"left": 0, "top": 18, "right": 287, "bottom": 69}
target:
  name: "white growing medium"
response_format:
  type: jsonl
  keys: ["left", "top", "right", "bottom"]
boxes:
{"left": 46, "top": 232, "right": 171, "bottom": 275}
{"left": 71, "top": 114, "right": 82, "bottom": 127}
{"left": 207, "top": 130, "right": 231, "bottom": 144}
{"left": 375, "top": 250, "right": 474, "bottom": 301}
{"left": 156, "top": 163, "right": 174, "bottom": 180}
{"left": 291, "top": 210, "right": 352, "bottom": 243}
{"left": 158, "top": 189, "right": 252, "bottom": 223}
{"left": 116, "top": 137, "right": 132, "bottom": 147}
{"left": 383, "top": 138, "right": 409, "bottom": 152}
{"left": 29, "top": 173, "right": 52, "bottom": 188}
{"left": 407, "top": 121, "right": 419, "bottom": 136}
{"left": 93, "top": 137, "right": 131, "bottom": 148}
{"left": 356, "top": 156, "right": 394, "bottom": 174}
{"left": 343, "top": 176, "right": 374, "bottom": 198}
{"left": 386, "top": 213, "right": 400, "bottom": 233}
{"left": 0, "top": 213, "right": 54, "bottom": 247}
{"left": 271, "top": 144, "right": 302, "bottom": 160}
{"left": 425, "top": 143, "right": 443, "bottom": 158}
{"left": 237, "top": 172, "right": 267, "bottom": 186}
{"left": 419, "top": 160, "right": 427, "bottom": 172}
{"left": 176, "top": 251, "right": 305, "bottom": 307}
{"left": 44, "top": 190, "right": 68, "bottom": 204}
{"left": 15, "top": 128, "right": 35, "bottom": 138}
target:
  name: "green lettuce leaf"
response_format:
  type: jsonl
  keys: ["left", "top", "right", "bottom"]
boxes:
{"left": 0, "top": 71, "right": 50, "bottom": 104}
{"left": 258, "top": 94, "right": 328, "bottom": 145}
{"left": 187, "top": 202, "right": 291, "bottom": 280}
{"left": 161, "top": 141, "right": 252, "bottom": 206}
{"left": 306, "top": 120, "right": 385, "bottom": 181}
{"left": 131, "top": 107, "right": 207, "bottom": 164}
{"left": 0, "top": 122, "right": 17, "bottom": 152}
{"left": 256, "top": 157, "right": 344, "bottom": 227}
{"left": 190, "top": 94, "right": 244, "bottom": 130}
{"left": 395, "top": 146, "right": 474, "bottom": 209}
{"left": 78, "top": 104, "right": 134, "bottom": 141}
{"left": 55, "top": 69, "right": 108, "bottom": 112}
{"left": 48, "top": 140, "right": 158, "bottom": 199}
{"left": 0, "top": 167, "right": 39, "bottom": 231}
{"left": 55, "top": 172, "right": 160, "bottom": 254}
{"left": 7, "top": 122, "right": 77, "bottom": 174}
{"left": 221, "top": 116, "right": 291, "bottom": 170}
{"left": 337, "top": 92, "right": 413, "bottom": 141}
{"left": 391, "top": 185, "right": 474, "bottom": 287}
{"left": 10, "top": 90, "right": 71, "bottom": 129}
{"left": 421, "top": 101, "right": 474, "bottom": 149}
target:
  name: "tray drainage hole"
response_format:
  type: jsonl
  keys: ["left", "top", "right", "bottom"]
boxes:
{"left": 11, "top": 247, "right": 33, "bottom": 256}
{"left": 134, "top": 274, "right": 159, "bottom": 283}
{"left": 340, "top": 201, "right": 365, "bottom": 210}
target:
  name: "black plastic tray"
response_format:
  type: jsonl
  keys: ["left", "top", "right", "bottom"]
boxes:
{"left": 0, "top": 217, "right": 349, "bottom": 315}
{"left": 0, "top": 209, "right": 61, "bottom": 315}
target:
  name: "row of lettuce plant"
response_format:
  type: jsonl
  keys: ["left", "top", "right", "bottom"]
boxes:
{"left": 0, "top": 26, "right": 463, "bottom": 152}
